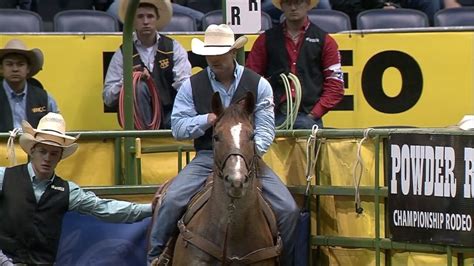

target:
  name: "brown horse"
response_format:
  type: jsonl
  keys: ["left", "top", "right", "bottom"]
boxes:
{"left": 172, "top": 92, "right": 281, "bottom": 265}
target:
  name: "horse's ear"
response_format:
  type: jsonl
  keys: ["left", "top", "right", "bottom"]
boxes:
{"left": 236, "top": 91, "right": 255, "bottom": 116}
{"left": 211, "top": 92, "right": 224, "bottom": 116}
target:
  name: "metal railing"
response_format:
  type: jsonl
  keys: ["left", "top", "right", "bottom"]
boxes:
{"left": 2, "top": 128, "right": 473, "bottom": 264}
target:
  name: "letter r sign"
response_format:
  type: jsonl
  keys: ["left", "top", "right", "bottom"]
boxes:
{"left": 226, "top": 0, "right": 262, "bottom": 33}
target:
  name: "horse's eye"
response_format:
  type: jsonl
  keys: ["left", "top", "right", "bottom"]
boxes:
{"left": 213, "top": 134, "right": 220, "bottom": 142}
{"left": 250, "top": 133, "right": 255, "bottom": 141}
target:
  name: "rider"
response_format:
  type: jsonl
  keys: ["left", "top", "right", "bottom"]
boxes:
{"left": 148, "top": 24, "right": 299, "bottom": 266}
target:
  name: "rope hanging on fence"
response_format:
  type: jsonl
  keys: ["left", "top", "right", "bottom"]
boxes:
{"left": 352, "top": 128, "right": 374, "bottom": 215}
{"left": 305, "top": 125, "right": 321, "bottom": 204}
{"left": 118, "top": 71, "right": 162, "bottom": 130}
{"left": 276, "top": 73, "right": 302, "bottom": 130}
{"left": 7, "top": 128, "right": 21, "bottom": 166}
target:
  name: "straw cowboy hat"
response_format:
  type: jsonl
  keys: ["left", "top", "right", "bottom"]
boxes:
{"left": 272, "top": 0, "right": 319, "bottom": 9}
{"left": 20, "top": 113, "right": 79, "bottom": 159}
{"left": 191, "top": 24, "right": 248, "bottom": 56}
{"left": 0, "top": 39, "right": 44, "bottom": 78}
{"left": 119, "top": 0, "right": 172, "bottom": 30}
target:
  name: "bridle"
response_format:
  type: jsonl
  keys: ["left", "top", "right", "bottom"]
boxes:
{"left": 214, "top": 150, "right": 259, "bottom": 183}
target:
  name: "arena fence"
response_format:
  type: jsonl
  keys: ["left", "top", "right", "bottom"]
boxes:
{"left": 2, "top": 128, "right": 473, "bottom": 265}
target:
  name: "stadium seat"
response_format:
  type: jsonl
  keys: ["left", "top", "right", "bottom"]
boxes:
{"left": 201, "top": 10, "right": 273, "bottom": 31}
{"left": 38, "top": 0, "right": 108, "bottom": 31}
{"left": 0, "top": 9, "right": 43, "bottom": 32}
{"left": 162, "top": 12, "right": 198, "bottom": 32}
{"left": 261, "top": 12, "right": 273, "bottom": 31}
{"left": 307, "top": 9, "right": 352, "bottom": 33}
{"left": 54, "top": 10, "right": 119, "bottom": 32}
{"left": 356, "top": 8, "right": 429, "bottom": 30}
{"left": 434, "top": 7, "right": 474, "bottom": 27}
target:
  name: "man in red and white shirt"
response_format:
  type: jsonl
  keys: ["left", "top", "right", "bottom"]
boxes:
{"left": 247, "top": 0, "right": 344, "bottom": 129}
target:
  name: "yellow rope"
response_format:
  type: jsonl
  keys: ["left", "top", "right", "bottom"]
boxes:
{"left": 352, "top": 128, "right": 374, "bottom": 215}
{"left": 305, "top": 125, "right": 321, "bottom": 197}
{"left": 276, "top": 73, "right": 302, "bottom": 130}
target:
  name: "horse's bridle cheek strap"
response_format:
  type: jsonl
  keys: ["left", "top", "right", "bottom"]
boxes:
{"left": 216, "top": 152, "right": 258, "bottom": 179}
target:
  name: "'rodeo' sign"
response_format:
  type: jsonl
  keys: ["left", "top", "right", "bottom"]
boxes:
{"left": 387, "top": 133, "right": 474, "bottom": 247}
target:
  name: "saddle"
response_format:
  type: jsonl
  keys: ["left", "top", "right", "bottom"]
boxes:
{"left": 148, "top": 177, "right": 281, "bottom": 266}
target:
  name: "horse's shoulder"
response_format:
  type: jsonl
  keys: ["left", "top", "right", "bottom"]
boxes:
{"left": 182, "top": 176, "right": 214, "bottom": 224}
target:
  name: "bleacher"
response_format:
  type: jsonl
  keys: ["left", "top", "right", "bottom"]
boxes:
{"left": 1, "top": 2, "right": 473, "bottom": 33}
{"left": 1, "top": 2, "right": 474, "bottom": 266}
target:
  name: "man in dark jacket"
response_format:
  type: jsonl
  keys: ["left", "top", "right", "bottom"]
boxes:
{"left": 247, "top": 0, "right": 345, "bottom": 129}
{"left": 0, "top": 39, "right": 59, "bottom": 132}
{"left": 330, "top": 0, "right": 445, "bottom": 27}
{"left": 0, "top": 113, "right": 152, "bottom": 265}
{"left": 0, "top": 0, "right": 32, "bottom": 9}
{"left": 103, "top": 0, "right": 191, "bottom": 129}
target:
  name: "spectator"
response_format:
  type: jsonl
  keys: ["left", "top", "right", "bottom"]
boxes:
{"left": 401, "top": 1, "right": 442, "bottom": 25}
{"left": 331, "top": 0, "right": 444, "bottom": 27}
{"left": 103, "top": 0, "right": 192, "bottom": 129}
{"left": 170, "top": 1, "right": 205, "bottom": 30}
{"left": 35, "top": 0, "right": 114, "bottom": 28}
{"left": 62, "top": 0, "right": 114, "bottom": 11}
{"left": 174, "top": 0, "right": 221, "bottom": 14}
{"left": 0, "top": 112, "right": 152, "bottom": 265}
{"left": 443, "top": 0, "right": 474, "bottom": 7}
{"left": 263, "top": 0, "right": 332, "bottom": 25}
{"left": 147, "top": 24, "right": 299, "bottom": 265}
{"left": 107, "top": 0, "right": 205, "bottom": 30}
{"left": 0, "top": 39, "right": 59, "bottom": 132}
{"left": 0, "top": 0, "right": 32, "bottom": 9}
{"left": 246, "top": 0, "right": 344, "bottom": 129}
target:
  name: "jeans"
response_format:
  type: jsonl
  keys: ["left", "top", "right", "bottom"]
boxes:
{"left": 172, "top": 3, "right": 205, "bottom": 30}
{"left": 275, "top": 111, "right": 323, "bottom": 129}
{"left": 401, "top": 0, "right": 441, "bottom": 25}
{"left": 0, "top": 250, "right": 13, "bottom": 266}
{"left": 135, "top": 81, "right": 171, "bottom": 129}
{"left": 147, "top": 150, "right": 299, "bottom": 266}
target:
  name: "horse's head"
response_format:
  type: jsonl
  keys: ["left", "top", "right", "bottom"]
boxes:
{"left": 212, "top": 91, "right": 257, "bottom": 199}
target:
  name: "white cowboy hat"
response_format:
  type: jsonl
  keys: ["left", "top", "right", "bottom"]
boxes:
{"left": 20, "top": 113, "right": 79, "bottom": 159}
{"left": 458, "top": 115, "right": 474, "bottom": 130}
{"left": 272, "top": 0, "right": 319, "bottom": 10}
{"left": 192, "top": 24, "right": 248, "bottom": 56}
{"left": 0, "top": 39, "right": 44, "bottom": 78}
{"left": 119, "top": 0, "right": 172, "bottom": 30}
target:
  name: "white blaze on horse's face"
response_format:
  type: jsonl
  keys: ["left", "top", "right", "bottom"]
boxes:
{"left": 230, "top": 123, "right": 242, "bottom": 150}
{"left": 223, "top": 122, "right": 249, "bottom": 198}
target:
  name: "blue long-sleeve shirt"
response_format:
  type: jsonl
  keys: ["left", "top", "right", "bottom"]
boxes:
{"left": 171, "top": 64, "right": 275, "bottom": 155}
{"left": 103, "top": 31, "right": 192, "bottom": 107}
{"left": 3, "top": 79, "right": 59, "bottom": 129}
{"left": 0, "top": 163, "right": 152, "bottom": 223}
